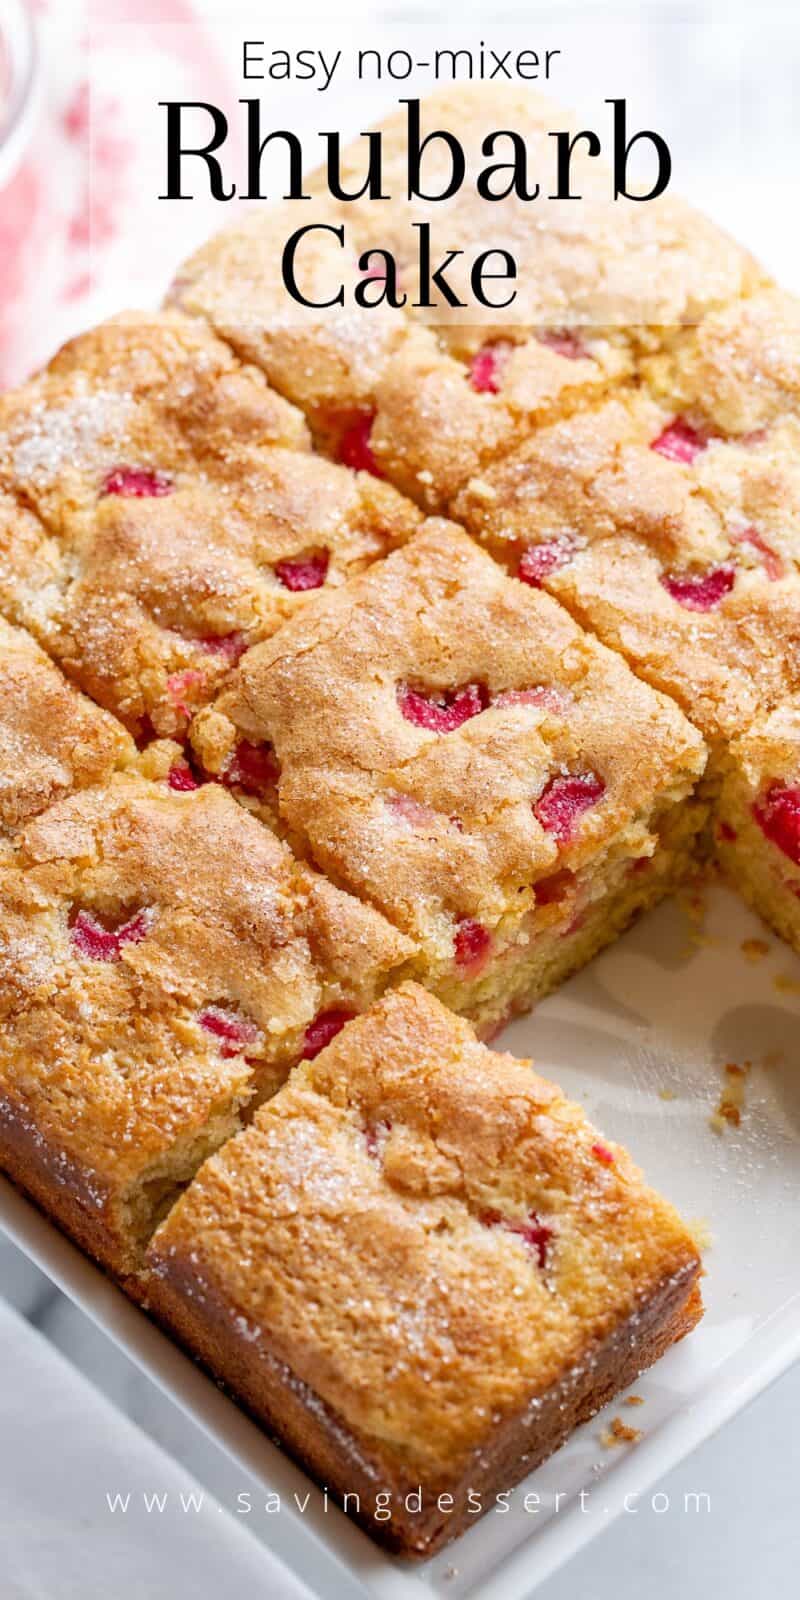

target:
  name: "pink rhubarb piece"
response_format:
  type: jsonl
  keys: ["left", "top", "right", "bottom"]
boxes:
{"left": 534, "top": 868, "right": 576, "bottom": 906}
{"left": 536, "top": 328, "right": 587, "bottom": 361}
{"left": 518, "top": 539, "right": 576, "bottom": 588}
{"left": 223, "top": 740, "right": 280, "bottom": 797}
{"left": 493, "top": 685, "right": 571, "bottom": 715}
{"left": 166, "top": 668, "right": 204, "bottom": 718}
{"left": 336, "top": 412, "right": 384, "bottom": 477}
{"left": 454, "top": 917, "right": 492, "bottom": 974}
{"left": 480, "top": 1207, "right": 553, "bottom": 1270}
{"left": 198, "top": 1006, "right": 259, "bottom": 1059}
{"left": 468, "top": 341, "right": 513, "bottom": 394}
{"left": 198, "top": 632, "right": 248, "bottom": 664}
{"left": 167, "top": 761, "right": 200, "bottom": 792}
{"left": 734, "top": 526, "right": 784, "bottom": 582}
{"left": 534, "top": 771, "right": 606, "bottom": 844}
{"left": 386, "top": 793, "right": 440, "bottom": 828}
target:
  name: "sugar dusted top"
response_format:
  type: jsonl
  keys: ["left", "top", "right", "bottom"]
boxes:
{"left": 196, "top": 524, "right": 705, "bottom": 946}
{"left": 147, "top": 983, "right": 701, "bottom": 1483}
{"left": 0, "top": 774, "right": 413, "bottom": 1213}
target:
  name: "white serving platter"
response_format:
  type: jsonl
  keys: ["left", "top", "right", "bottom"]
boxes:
{"left": 2, "top": 879, "right": 799, "bottom": 1600}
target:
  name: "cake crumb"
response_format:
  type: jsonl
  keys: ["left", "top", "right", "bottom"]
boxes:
{"left": 659, "top": 1087, "right": 676, "bottom": 1102}
{"left": 624, "top": 1394, "right": 645, "bottom": 1407}
{"left": 741, "top": 937, "right": 769, "bottom": 963}
{"left": 601, "top": 1416, "right": 642, "bottom": 1447}
{"left": 774, "top": 972, "right": 800, "bottom": 996}
{"left": 709, "top": 1061, "right": 750, "bottom": 1133}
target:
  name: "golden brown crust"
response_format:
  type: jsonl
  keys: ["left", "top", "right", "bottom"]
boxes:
{"left": 0, "top": 311, "right": 310, "bottom": 524}
{"left": 170, "top": 199, "right": 415, "bottom": 417}
{"left": 194, "top": 525, "right": 705, "bottom": 955}
{"left": 0, "top": 774, "right": 413, "bottom": 1272}
{"left": 145, "top": 1231, "right": 700, "bottom": 1557}
{"left": 145, "top": 984, "right": 702, "bottom": 1557}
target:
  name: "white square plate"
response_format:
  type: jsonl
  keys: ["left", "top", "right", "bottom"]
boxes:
{"left": 2, "top": 880, "right": 799, "bottom": 1600}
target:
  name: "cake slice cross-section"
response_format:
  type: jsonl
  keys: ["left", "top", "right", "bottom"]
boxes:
{"left": 0, "top": 774, "right": 413, "bottom": 1275}
{"left": 191, "top": 524, "right": 707, "bottom": 1032}
{"left": 145, "top": 983, "right": 703, "bottom": 1558}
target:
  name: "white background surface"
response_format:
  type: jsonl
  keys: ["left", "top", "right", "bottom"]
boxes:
{"left": 2, "top": 2, "right": 800, "bottom": 1597}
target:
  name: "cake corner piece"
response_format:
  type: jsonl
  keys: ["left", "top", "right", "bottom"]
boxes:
{"left": 715, "top": 697, "right": 800, "bottom": 953}
{"left": 144, "top": 981, "right": 703, "bottom": 1558}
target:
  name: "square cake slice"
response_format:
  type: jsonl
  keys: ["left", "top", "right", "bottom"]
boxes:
{"left": 145, "top": 983, "right": 703, "bottom": 1558}
{"left": 716, "top": 699, "right": 800, "bottom": 953}
{"left": 322, "top": 86, "right": 763, "bottom": 336}
{"left": 191, "top": 524, "right": 707, "bottom": 1032}
{"left": 0, "top": 616, "right": 132, "bottom": 839}
{"left": 0, "top": 313, "right": 420, "bottom": 737}
{"left": 455, "top": 386, "right": 800, "bottom": 761}
{"left": 172, "top": 86, "right": 763, "bottom": 514}
{"left": 0, "top": 775, "right": 413, "bottom": 1275}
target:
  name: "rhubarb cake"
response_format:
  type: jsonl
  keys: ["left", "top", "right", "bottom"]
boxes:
{"left": 716, "top": 699, "right": 800, "bottom": 953}
{"left": 191, "top": 524, "right": 707, "bottom": 1032}
{"left": 171, "top": 87, "right": 763, "bottom": 512}
{"left": 0, "top": 774, "right": 413, "bottom": 1274}
{"left": 0, "top": 313, "right": 421, "bottom": 737}
{"left": 0, "top": 616, "right": 132, "bottom": 841}
{"left": 145, "top": 983, "right": 703, "bottom": 1557}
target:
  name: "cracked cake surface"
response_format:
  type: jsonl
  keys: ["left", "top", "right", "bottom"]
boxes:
{"left": 145, "top": 982, "right": 702, "bottom": 1556}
